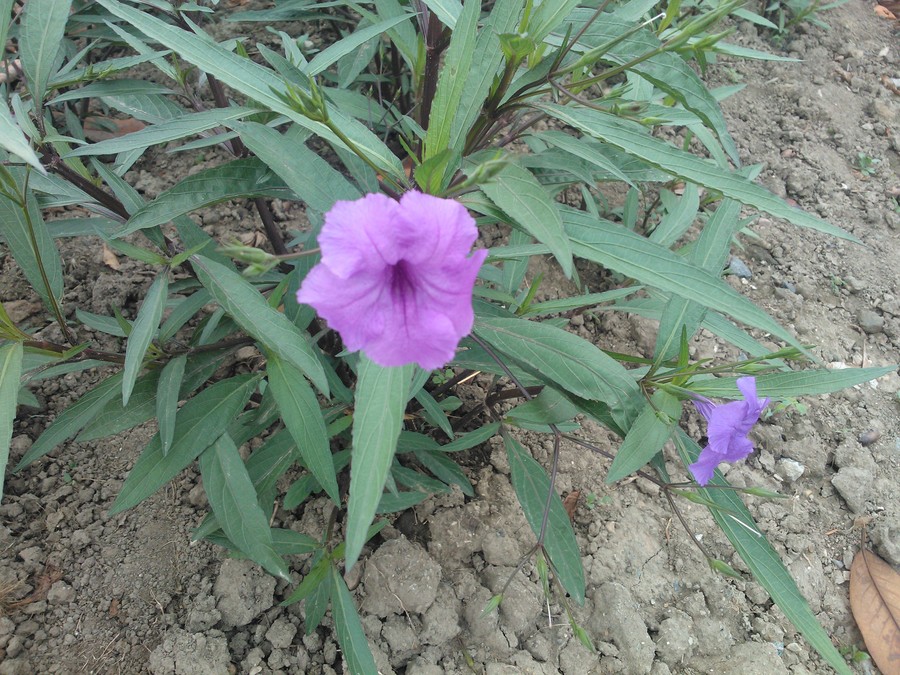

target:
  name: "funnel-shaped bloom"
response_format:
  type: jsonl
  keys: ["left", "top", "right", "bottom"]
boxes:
{"left": 689, "top": 376, "right": 770, "bottom": 485}
{"left": 297, "top": 192, "right": 487, "bottom": 370}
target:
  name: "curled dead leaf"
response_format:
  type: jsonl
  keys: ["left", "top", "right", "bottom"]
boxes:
{"left": 562, "top": 490, "right": 580, "bottom": 522}
{"left": 101, "top": 243, "right": 121, "bottom": 270}
{"left": 875, "top": 4, "right": 897, "bottom": 19}
{"left": 849, "top": 547, "right": 900, "bottom": 675}
{"left": 84, "top": 116, "right": 146, "bottom": 143}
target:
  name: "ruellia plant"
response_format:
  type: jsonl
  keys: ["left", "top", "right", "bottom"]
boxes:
{"left": 0, "top": 1, "right": 888, "bottom": 672}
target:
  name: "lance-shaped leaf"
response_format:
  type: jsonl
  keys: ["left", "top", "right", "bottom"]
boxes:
{"left": 0, "top": 342, "right": 24, "bottom": 498}
{"left": 607, "top": 390, "right": 681, "bottom": 483}
{"left": 110, "top": 374, "right": 259, "bottom": 514}
{"left": 122, "top": 273, "right": 168, "bottom": 406}
{"left": 199, "top": 433, "right": 289, "bottom": 580}
{"left": 690, "top": 366, "right": 898, "bottom": 399}
{"left": 505, "top": 435, "right": 585, "bottom": 604}
{"left": 266, "top": 354, "right": 338, "bottom": 504}
{"left": 192, "top": 255, "right": 329, "bottom": 396}
{"left": 537, "top": 103, "right": 858, "bottom": 242}
{"left": 345, "top": 357, "right": 413, "bottom": 570}
{"left": 330, "top": 564, "right": 378, "bottom": 674}
{"left": 156, "top": 355, "right": 186, "bottom": 456}
{"left": 20, "top": 0, "right": 72, "bottom": 104}
{"left": 474, "top": 315, "right": 642, "bottom": 429}
{"left": 481, "top": 163, "right": 574, "bottom": 277}
{"left": 0, "top": 103, "right": 43, "bottom": 171}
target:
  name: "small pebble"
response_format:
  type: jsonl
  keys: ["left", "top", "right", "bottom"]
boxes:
{"left": 857, "top": 309, "right": 884, "bottom": 334}
{"left": 728, "top": 256, "right": 752, "bottom": 279}
{"left": 858, "top": 429, "right": 881, "bottom": 446}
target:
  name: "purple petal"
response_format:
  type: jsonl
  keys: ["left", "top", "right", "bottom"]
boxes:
{"left": 317, "top": 193, "right": 400, "bottom": 278}
{"left": 736, "top": 376, "right": 758, "bottom": 402}
{"left": 689, "top": 449, "right": 719, "bottom": 485}
{"left": 395, "top": 191, "right": 480, "bottom": 265}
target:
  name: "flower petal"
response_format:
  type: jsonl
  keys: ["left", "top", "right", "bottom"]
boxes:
{"left": 317, "top": 193, "right": 400, "bottom": 278}
{"left": 396, "top": 191, "right": 480, "bottom": 265}
{"left": 689, "top": 449, "right": 719, "bottom": 485}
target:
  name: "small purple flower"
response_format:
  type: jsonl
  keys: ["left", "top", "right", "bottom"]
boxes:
{"left": 296, "top": 192, "right": 487, "bottom": 370}
{"left": 689, "top": 376, "right": 770, "bottom": 486}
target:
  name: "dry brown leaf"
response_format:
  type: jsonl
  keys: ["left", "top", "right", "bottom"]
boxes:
{"left": 875, "top": 4, "right": 897, "bottom": 19}
{"left": 101, "top": 242, "right": 121, "bottom": 270}
{"left": 850, "top": 547, "right": 900, "bottom": 675}
{"left": 83, "top": 116, "right": 146, "bottom": 143}
{"left": 562, "top": 490, "right": 580, "bottom": 522}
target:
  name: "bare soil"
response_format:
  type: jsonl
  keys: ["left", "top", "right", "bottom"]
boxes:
{"left": 1, "top": 2, "right": 898, "bottom": 674}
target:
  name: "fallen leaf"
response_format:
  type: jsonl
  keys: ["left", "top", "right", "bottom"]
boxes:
{"left": 849, "top": 547, "right": 900, "bottom": 675}
{"left": 84, "top": 116, "right": 146, "bottom": 143}
{"left": 101, "top": 242, "right": 121, "bottom": 270}
{"left": 562, "top": 490, "right": 580, "bottom": 522}
{"left": 108, "top": 597, "right": 120, "bottom": 617}
{"left": 875, "top": 4, "right": 897, "bottom": 19}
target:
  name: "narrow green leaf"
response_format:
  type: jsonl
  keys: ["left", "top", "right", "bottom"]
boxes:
{"left": 419, "top": 0, "right": 461, "bottom": 28}
{"left": 0, "top": 178, "right": 64, "bottom": 314}
{"left": 536, "top": 130, "right": 633, "bottom": 186}
{"left": 66, "top": 107, "right": 260, "bottom": 157}
{"left": 345, "top": 357, "right": 413, "bottom": 570}
{"left": 110, "top": 374, "right": 258, "bottom": 514}
{"left": 474, "top": 315, "right": 641, "bottom": 429}
{"left": 0, "top": 102, "right": 43, "bottom": 171}
{"left": 199, "top": 433, "right": 289, "bottom": 579}
{"left": 282, "top": 557, "right": 331, "bottom": 606}
{"left": 447, "top": 0, "right": 522, "bottom": 153}
{"left": 157, "top": 354, "right": 186, "bottom": 455}
{"left": 231, "top": 121, "right": 360, "bottom": 213}
{"left": 424, "top": 0, "right": 479, "bottom": 160}
{"left": 480, "top": 164, "right": 574, "bottom": 277}
{"left": 306, "top": 15, "right": 411, "bottom": 76}
{"left": 606, "top": 390, "right": 681, "bottom": 483}
{"left": 673, "top": 430, "right": 852, "bottom": 675}
{"left": 15, "top": 372, "right": 123, "bottom": 471}
{"left": 0, "top": 342, "right": 24, "bottom": 498}
{"left": 267, "top": 354, "right": 338, "bottom": 503}
{"left": 537, "top": 103, "right": 858, "bottom": 242}
{"left": 122, "top": 274, "right": 168, "bottom": 406}
{"left": 413, "top": 449, "right": 474, "bottom": 496}
{"left": 117, "top": 158, "right": 290, "bottom": 236}
{"left": 192, "top": 255, "right": 329, "bottom": 396}
{"left": 20, "top": 0, "right": 72, "bottom": 104}
{"left": 330, "top": 564, "right": 379, "bottom": 675}
{"left": 691, "top": 366, "right": 897, "bottom": 399}
{"left": 562, "top": 208, "right": 806, "bottom": 354}
{"left": 78, "top": 351, "right": 219, "bottom": 442}
{"left": 96, "top": 0, "right": 405, "bottom": 182}
{"left": 505, "top": 435, "right": 585, "bottom": 604}
{"left": 506, "top": 387, "right": 580, "bottom": 426}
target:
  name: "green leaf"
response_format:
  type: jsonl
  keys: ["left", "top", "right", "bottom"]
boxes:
{"left": 691, "top": 366, "right": 898, "bottom": 399}
{"left": 654, "top": 197, "right": 742, "bottom": 361}
{"left": 413, "top": 448, "right": 474, "bottom": 496}
{"left": 20, "top": 0, "right": 71, "bottom": 104}
{"left": 345, "top": 357, "right": 412, "bottom": 570}
{"left": 96, "top": 0, "right": 405, "bottom": 182}
{"left": 231, "top": 121, "right": 360, "bottom": 213}
{"left": 199, "top": 433, "right": 289, "bottom": 579}
{"left": 673, "top": 430, "right": 852, "bottom": 675}
{"left": 537, "top": 103, "right": 858, "bottom": 242}
{"left": 479, "top": 164, "right": 574, "bottom": 277}
{"left": 506, "top": 387, "right": 580, "bottom": 426}
{"left": 192, "top": 255, "right": 329, "bottom": 396}
{"left": 505, "top": 435, "right": 585, "bottom": 604}
{"left": 606, "top": 390, "right": 681, "bottom": 483}
{"left": 78, "top": 351, "right": 219, "bottom": 442}
{"left": 117, "top": 158, "right": 291, "bottom": 236}
{"left": 419, "top": 0, "right": 461, "bottom": 28}
{"left": 0, "top": 102, "right": 43, "bottom": 171}
{"left": 66, "top": 107, "right": 261, "bottom": 157}
{"left": 424, "top": 0, "right": 479, "bottom": 160}
{"left": 122, "top": 274, "right": 168, "bottom": 406}
{"left": 536, "top": 130, "right": 633, "bottom": 186}
{"left": 448, "top": 0, "right": 522, "bottom": 154}
{"left": 562, "top": 209, "right": 806, "bottom": 354}
{"left": 0, "top": 342, "right": 24, "bottom": 498}
{"left": 330, "top": 564, "right": 378, "bottom": 675}
{"left": 15, "top": 372, "right": 123, "bottom": 471}
{"left": 157, "top": 355, "right": 186, "bottom": 456}
{"left": 110, "top": 374, "right": 258, "bottom": 514}
{"left": 0, "top": 178, "right": 64, "bottom": 314}
{"left": 306, "top": 14, "right": 411, "bottom": 77}
{"left": 267, "top": 354, "right": 338, "bottom": 503}
{"left": 474, "top": 316, "right": 641, "bottom": 429}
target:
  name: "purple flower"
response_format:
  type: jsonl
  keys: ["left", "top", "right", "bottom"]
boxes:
{"left": 296, "top": 192, "right": 487, "bottom": 370}
{"left": 689, "top": 376, "right": 770, "bottom": 486}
